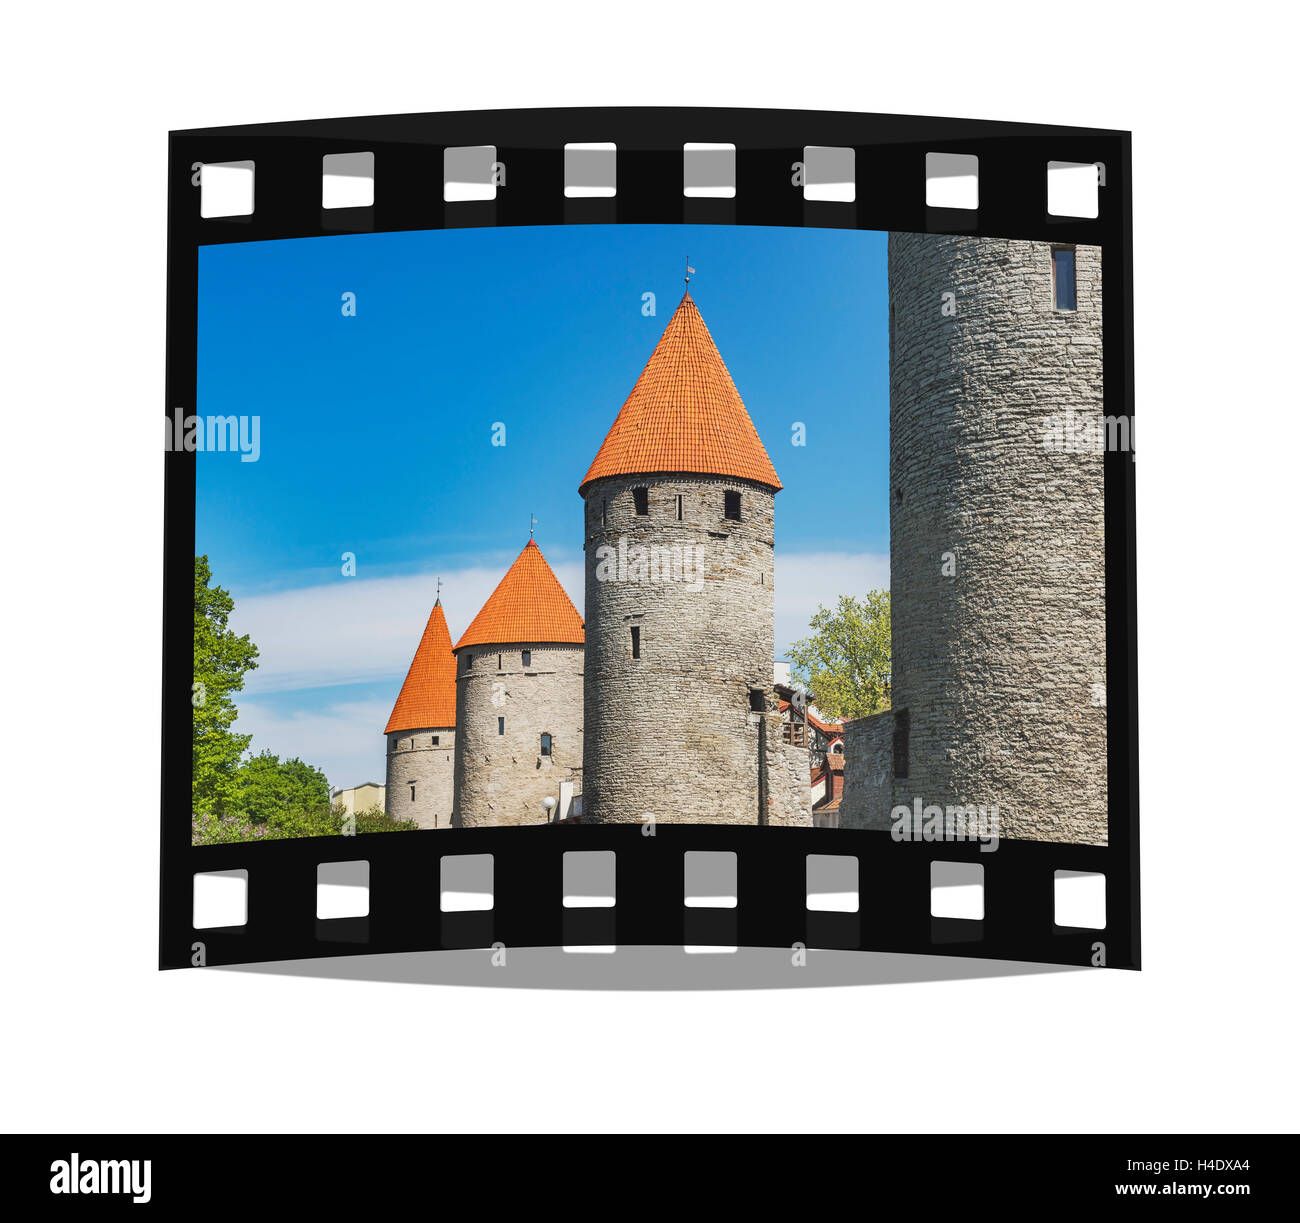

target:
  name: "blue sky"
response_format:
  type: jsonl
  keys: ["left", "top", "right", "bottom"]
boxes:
{"left": 197, "top": 224, "right": 889, "bottom": 787}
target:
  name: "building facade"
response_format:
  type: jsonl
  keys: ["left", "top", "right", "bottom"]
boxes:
{"left": 384, "top": 597, "right": 457, "bottom": 829}
{"left": 451, "top": 539, "right": 585, "bottom": 828}
{"left": 840, "top": 235, "right": 1107, "bottom": 844}
{"left": 579, "top": 289, "right": 811, "bottom": 826}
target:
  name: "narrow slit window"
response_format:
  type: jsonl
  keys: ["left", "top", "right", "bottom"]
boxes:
{"left": 675, "top": 494, "right": 683, "bottom": 521}
{"left": 1053, "top": 247, "right": 1077, "bottom": 311}
{"left": 408, "top": 782, "right": 416, "bottom": 801}
{"left": 465, "top": 653, "right": 473, "bottom": 670}
{"left": 633, "top": 487, "right": 649, "bottom": 516}
{"left": 602, "top": 498, "right": 607, "bottom": 527}
{"left": 498, "top": 716, "right": 505, "bottom": 736}
{"left": 630, "top": 626, "right": 641, "bottom": 659}
{"left": 497, "top": 653, "right": 502, "bottom": 670}
{"left": 724, "top": 490, "right": 741, "bottom": 520}
{"left": 540, "top": 732, "right": 552, "bottom": 756}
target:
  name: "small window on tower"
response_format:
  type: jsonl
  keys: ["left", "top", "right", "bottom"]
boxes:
{"left": 498, "top": 716, "right": 505, "bottom": 736}
{"left": 633, "top": 487, "right": 649, "bottom": 516}
{"left": 465, "top": 653, "right": 473, "bottom": 670}
{"left": 1053, "top": 247, "right": 1077, "bottom": 311}
{"left": 522, "top": 650, "right": 532, "bottom": 668}
{"left": 432, "top": 735, "right": 440, "bottom": 746}
{"left": 540, "top": 732, "right": 552, "bottom": 756}
{"left": 409, "top": 782, "right": 416, "bottom": 802}
{"left": 630, "top": 626, "right": 641, "bottom": 659}
{"left": 749, "top": 688, "right": 766, "bottom": 712}
{"left": 602, "top": 498, "right": 607, "bottom": 527}
{"left": 724, "top": 490, "right": 741, "bottom": 520}
{"left": 497, "top": 653, "right": 502, "bottom": 670}
{"left": 676, "top": 494, "right": 683, "bottom": 521}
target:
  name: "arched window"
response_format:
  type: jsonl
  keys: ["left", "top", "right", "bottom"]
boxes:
{"left": 540, "top": 732, "right": 552, "bottom": 757}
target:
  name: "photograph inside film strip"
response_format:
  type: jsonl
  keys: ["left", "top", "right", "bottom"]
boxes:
{"left": 163, "top": 110, "right": 1137, "bottom": 972}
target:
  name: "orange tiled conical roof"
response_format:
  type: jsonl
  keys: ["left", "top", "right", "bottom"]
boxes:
{"left": 579, "top": 289, "right": 782, "bottom": 494}
{"left": 455, "top": 540, "right": 584, "bottom": 650}
{"left": 385, "top": 598, "right": 457, "bottom": 733}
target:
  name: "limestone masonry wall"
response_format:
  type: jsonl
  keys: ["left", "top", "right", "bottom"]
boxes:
{"left": 385, "top": 726, "right": 455, "bottom": 828}
{"left": 760, "top": 712, "right": 813, "bottom": 827}
{"left": 838, "top": 711, "right": 895, "bottom": 832}
{"left": 881, "top": 234, "right": 1107, "bottom": 844}
{"left": 451, "top": 643, "right": 584, "bottom": 828}
{"left": 581, "top": 473, "right": 805, "bottom": 825}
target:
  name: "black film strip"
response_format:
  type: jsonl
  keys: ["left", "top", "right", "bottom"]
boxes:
{"left": 162, "top": 107, "right": 1138, "bottom": 972}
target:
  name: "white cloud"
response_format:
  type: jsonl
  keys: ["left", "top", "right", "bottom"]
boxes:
{"left": 225, "top": 550, "right": 886, "bottom": 783}
{"left": 774, "top": 551, "right": 889, "bottom": 656}
{"left": 230, "top": 561, "right": 585, "bottom": 696}
{"left": 232, "top": 698, "right": 393, "bottom": 793}
{"left": 230, "top": 552, "right": 886, "bottom": 696}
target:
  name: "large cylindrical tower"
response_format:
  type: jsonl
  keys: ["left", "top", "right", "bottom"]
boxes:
{"left": 450, "top": 539, "right": 585, "bottom": 828}
{"left": 384, "top": 596, "right": 457, "bottom": 829}
{"left": 580, "top": 289, "right": 808, "bottom": 826}
{"left": 887, "top": 234, "right": 1107, "bottom": 844}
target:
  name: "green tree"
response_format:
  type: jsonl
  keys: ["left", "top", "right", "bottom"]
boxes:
{"left": 789, "top": 591, "right": 891, "bottom": 720}
{"left": 192, "top": 555, "right": 259, "bottom": 814}
{"left": 235, "top": 751, "right": 331, "bottom": 824}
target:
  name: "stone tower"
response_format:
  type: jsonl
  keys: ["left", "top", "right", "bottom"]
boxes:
{"left": 579, "top": 289, "right": 810, "bottom": 826}
{"left": 384, "top": 595, "right": 457, "bottom": 829}
{"left": 840, "top": 235, "right": 1107, "bottom": 844}
{"left": 450, "top": 539, "right": 585, "bottom": 828}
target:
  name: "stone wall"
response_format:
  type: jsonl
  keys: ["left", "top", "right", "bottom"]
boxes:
{"left": 384, "top": 726, "right": 455, "bottom": 828}
{"left": 451, "top": 643, "right": 584, "bottom": 828}
{"left": 838, "top": 710, "right": 896, "bottom": 831}
{"left": 760, "top": 711, "right": 813, "bottom": 827}
{"left": 580, "top": 472, "right": 784, "bottom": 825}
{"left": 885, "top": 234, "right": 1107, "bottom": 845}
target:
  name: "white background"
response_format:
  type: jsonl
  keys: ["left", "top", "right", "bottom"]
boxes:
{"left": 1, "top": 1, "right": 1295, "bottom": 1134}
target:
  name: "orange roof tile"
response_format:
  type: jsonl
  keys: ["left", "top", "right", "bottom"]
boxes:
{"left": 579, "top": 290, "right": 782, "bottom": 494}
{"left": 455, "top": 540, "right": 584, "bottom": 650}
{"left": 807, "top": 710, "right": 845, "bottom": 737}
{"left": 385, "top": 599, "right": 457, "bottom": 733}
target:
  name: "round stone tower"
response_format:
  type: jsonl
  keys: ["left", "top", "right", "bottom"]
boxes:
{"left": 450, "top": 539, "right": 585, "bottom": 828}
{"left": 886, "top": 233, "right": 1107, "bottom": 844}
{"left": 580, "top": 288, "right": 808, "bottom": 825}
{"left": 384, "top": 594, "right": 457, "bottom": 829}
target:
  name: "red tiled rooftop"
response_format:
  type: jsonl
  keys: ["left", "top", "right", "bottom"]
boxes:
{"left": 579, "top": 290, "right": 782, "bottom": 494}
{"left": 455, "top": 539, "right": 584, "bottom": 650}
{"left": 385, "top": 599, "right": 457, "bottom": 733}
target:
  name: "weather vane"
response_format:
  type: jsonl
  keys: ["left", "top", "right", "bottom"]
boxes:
{"left": 530, "top": 513, "right": 537, "bottom": 540}
{"left": 685, "top": 255, "right": 695, "bottom": 287}
{"left": 436, "top": 575, "right": 442, "bottom": 601}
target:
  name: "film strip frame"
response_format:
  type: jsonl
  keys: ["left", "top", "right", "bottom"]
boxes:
{"left": 162, "top": 107, "right": 1138, "bottom": 972}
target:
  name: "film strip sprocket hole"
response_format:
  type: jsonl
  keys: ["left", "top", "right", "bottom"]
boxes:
{"left": 164, "top": 108, "right": 1137, "bottom": 972}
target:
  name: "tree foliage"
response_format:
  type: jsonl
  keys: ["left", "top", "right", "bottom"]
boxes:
{"left": 235, "top": 750, "right": 331, "bottom": 824}
{"left": 789, "top": 591, "right": 891, "bottom": 720}
{"left": 192, "top": 555, "right": 259, "bottom": 814}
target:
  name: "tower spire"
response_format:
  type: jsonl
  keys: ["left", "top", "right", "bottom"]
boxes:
{"left": 435, "top": 576, "right": 442, "bottom": 605}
